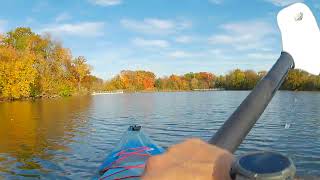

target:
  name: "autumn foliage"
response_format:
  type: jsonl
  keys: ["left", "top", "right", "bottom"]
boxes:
{"left": 104, "top": 71, "right": 216, "bottom": 91}
{"left": 0, "top": 27, "right": 101, "bottom": 100}
{"left": 104, "top": 70, "right": 156, "bottom": 91}
{"left": 1, "top": 28, "right": 320, "bottom": 101}
{"left": 215, "top": 69, "right": 320, "bottom": 91}
{"left": 105, "top": 69, "right": 320, "bottom": 92}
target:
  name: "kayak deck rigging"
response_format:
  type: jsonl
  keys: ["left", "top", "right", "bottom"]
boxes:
{"left": 97, "top": 125, "right": 164, "bottom": 180}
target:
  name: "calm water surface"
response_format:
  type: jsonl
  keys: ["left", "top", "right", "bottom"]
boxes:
{"left": 0, "top": 91, "right": 320, "bottom": 179}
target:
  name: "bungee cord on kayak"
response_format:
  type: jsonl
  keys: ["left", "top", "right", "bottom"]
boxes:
{"left": 99, "top": 146, "right": 151, "bottom": 179}
{"left": 97, "top": 125, "right": 164, "bottom": 179}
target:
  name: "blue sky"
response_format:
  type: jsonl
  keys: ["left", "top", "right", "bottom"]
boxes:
{"left": 0, "top": 0, "right": 319, "bottom": 79}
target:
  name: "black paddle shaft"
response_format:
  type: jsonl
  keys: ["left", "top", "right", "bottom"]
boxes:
{"left": 209, "top": 52, "right": 294, "bottom": 153}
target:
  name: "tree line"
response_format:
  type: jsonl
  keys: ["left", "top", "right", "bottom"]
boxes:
{"left": 0, "top": 27, "right": 102, "bottom": 100}
{"left": 1, "top": 27, "right": 320, "bottom": 101}
{"left": 104, "top": 69, "right": 320, "bottom": 92}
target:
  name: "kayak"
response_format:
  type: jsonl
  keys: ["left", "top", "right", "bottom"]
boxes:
{"left": 97, "top": 125, "right": 164, "bottom": 180}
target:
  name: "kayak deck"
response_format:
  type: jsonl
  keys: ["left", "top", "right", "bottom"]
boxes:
{"left": 98, "top": 126, "right": 164, "bottom": 180}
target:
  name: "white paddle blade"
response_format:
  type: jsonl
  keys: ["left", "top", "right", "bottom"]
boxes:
{"left": 277, "top": 3, "right": 320, "bottom": 75}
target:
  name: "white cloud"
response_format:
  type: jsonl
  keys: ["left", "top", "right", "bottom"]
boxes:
{"left": 175, "top": 36, "right": 193, "bottom": 43}
{"left": 0, "top": 20, "right": 7, "bottom": 33}
{"left": 247, "top": 52, "right": 278, "bottom": 60}
{"left": 55, "top": 12, "right": 72, "bottom": 22}
{"left": 168, "top": 51, "right": 193, "bottom": 58}
{"left": 167, "top": 50, "right": 213, "bottom": 59}
{"left": 209, "top": 49, "right": 224, "bottom": 56}
{"left": 209, "top": 20, "right": 276, "bottom": 50}
{"left": 40, "top": 22, "right": 105, "bottom": 37}
{"left": 121, "top": 18, "right": 192, "bottom": 35}
{"left": 209, "top": 0, "right": 223, "bottom": 4}
{"left": 264, "top": 0, "right": 303, "bottom": 6}
{"left": 89, "top": 0, "right": 122, "bottom": 6}
{"left": 132, "top": 38, "right": 169, "bottom": 48}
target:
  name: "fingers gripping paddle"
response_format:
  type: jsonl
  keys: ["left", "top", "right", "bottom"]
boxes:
{"left": 209, "top": 3, "right": 320, "bottom": 153}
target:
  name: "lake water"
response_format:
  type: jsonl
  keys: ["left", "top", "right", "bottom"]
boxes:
{"left": 0, "top": 91, "right": 319, "bottom": 179}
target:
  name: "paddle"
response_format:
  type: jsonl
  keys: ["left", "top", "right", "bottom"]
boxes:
{"left": 209, "top": 3, "right": 320, "bottom": 153}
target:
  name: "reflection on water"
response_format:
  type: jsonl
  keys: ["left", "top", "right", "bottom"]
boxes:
{"left": 0, "top": 92, "right": 320, "bottom": 179}
{"left": 0, "top": 96, "right": 92, "bottom": 179}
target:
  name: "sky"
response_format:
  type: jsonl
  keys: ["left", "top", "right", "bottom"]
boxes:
{"left": 0, "top": 0, "right": 319, "bottom": 79}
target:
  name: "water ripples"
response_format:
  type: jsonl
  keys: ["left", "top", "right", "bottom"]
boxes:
{"left": 0, "top": 91, "right": 320, "bottom": 178}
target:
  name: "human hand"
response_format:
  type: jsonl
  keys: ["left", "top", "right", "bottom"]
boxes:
{"left": 142, "top": 138, "right": 234, "bottom": 180}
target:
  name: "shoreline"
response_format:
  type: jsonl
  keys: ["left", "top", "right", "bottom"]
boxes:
{"left": 1, "top": 89, "right": 319, "bottom": 102}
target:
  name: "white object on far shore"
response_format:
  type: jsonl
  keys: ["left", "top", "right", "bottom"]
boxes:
{"left": 92, "top": 90, "right": 124, "bottom": 95}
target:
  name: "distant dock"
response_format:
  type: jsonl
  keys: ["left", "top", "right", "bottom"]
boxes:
{"left": 92, "top": 90, "right": 124, "bottom": 95}
{"left": 192, "top": 88, "right": 224, "bottom": 91}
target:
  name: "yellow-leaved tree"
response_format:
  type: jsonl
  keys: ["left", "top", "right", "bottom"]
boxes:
{"left": 72, "top": 56, "right": 91, "bottom": 92}
{"left": 0, "top": 46, "right": 36, "bottom": 99}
